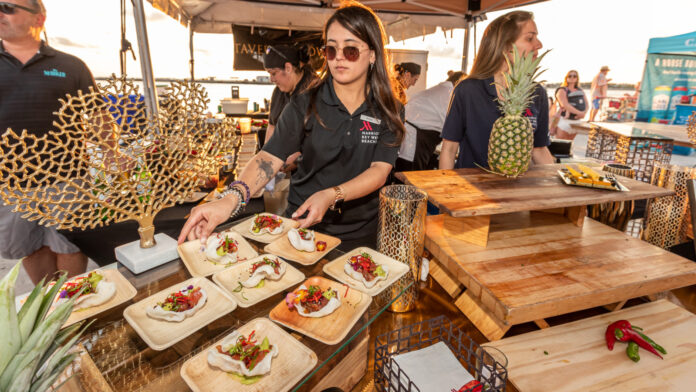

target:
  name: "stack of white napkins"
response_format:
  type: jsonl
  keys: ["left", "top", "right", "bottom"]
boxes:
{"left": 389, "top": 341, "right": 475, "bottom": 391}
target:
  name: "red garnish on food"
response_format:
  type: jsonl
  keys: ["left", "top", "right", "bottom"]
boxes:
{"left": 297, "top": 228, "right": 312, "bottom": 241}
{"left": 250, "top": 257, "right": 281, "bottom": 275}
{"left": 348, "top": 252, "right": 380, "bottom": 282}
{"left": 216, "top": 331, "right": 272, "bottom": 371}
{"left": 286, "top": 285, "right": 337, "bottom": 314}
{"left": 316, "top": 241, "right": 327, "bottom": 251}
{"left": 216, "top": 235, "right": 238, "bottom": 255}
{"left": 252, "top": 214, "right": 282, "bottom": 232}
{"left": 157, "top": 286, "right": 202, "bottom": 312}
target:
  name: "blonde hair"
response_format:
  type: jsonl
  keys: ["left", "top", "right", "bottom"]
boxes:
{"left": 561, "top": 70, "right": 580, "bottom": 88}
{"left": 467, "top": 11, "right": 534, "bottom": 80}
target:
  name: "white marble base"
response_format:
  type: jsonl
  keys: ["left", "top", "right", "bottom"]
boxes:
{"left": 115, "top": 233, "right": 179, "bottom": 274}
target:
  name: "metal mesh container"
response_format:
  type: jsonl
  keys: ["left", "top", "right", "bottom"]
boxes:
{"left": 374, "top": 316, "right": 508, "bottom": 392}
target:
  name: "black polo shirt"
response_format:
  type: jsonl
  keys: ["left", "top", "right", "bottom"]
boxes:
{"left": 441, "top": 77, "right": 549, "bottom": 169}
{"left": 263, "top": 77, "right": 399, "bottom": 240}
{"left": 0, "top": 41, "right": 94, "bottom": 136}
{"left": 268, "top": 70, "right": 316, "bottom": 126}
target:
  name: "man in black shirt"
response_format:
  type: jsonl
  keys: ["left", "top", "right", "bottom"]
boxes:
{"left": 0, "top": 0, "right": 95, "bottom": 283}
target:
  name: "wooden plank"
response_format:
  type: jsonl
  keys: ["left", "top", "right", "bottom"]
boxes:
{"left": 396, "top": 165, "right": 673, "bottom": 218}
{"left": 310, "top": 332, "right": 368, "bottom": 392}
{"left": 454, "top": 290, "right": 510, "bottom": 341}
{"left": 534, "top": 319, "right": 550, "bottom": 329}
{"left": 488, "top": 301, "right": 696, "bottom": 392}
{"left": 425, "top": 212, "right": 696, "bottom": 325}
{"left": 428, "top": 257, "right": 464, "bottom": 298}
{"left": 442, "top": 214, "right": 490, "bottom": 247}
{"left": 565, "top": 205, "right": 586, "bottom": 227}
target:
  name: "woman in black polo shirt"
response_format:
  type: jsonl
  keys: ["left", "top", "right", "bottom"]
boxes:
{"left": 179, "top": 3, "right": 405, "bottom": 250}
{"left": 439, "top": 11, "right": 555, "bottom": 169}
{"left": 263, "top": 45, "right": 317, "bottom": 144}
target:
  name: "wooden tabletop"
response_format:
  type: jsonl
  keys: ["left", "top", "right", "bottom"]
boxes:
{"left": 425, "top": 212, "right": 696, "bottom": 325}
{"left": 397, "top": 165, "right": 674, "bottom": 217}
{"left": 487, "top": 300, "right": 696, "bottom": 391}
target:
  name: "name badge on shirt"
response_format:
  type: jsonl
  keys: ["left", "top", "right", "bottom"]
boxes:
{"left": 360, "top": 115, "right": 381, "bottom": 125}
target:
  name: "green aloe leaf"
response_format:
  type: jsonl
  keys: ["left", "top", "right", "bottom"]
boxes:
{"left": 17, "top": 278, "right": 46, "bottom": 344}
{"left": 0, "top": 263, "right": 22, "bottom": 376}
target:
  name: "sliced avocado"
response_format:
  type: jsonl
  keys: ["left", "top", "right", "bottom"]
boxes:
{"left": 216, "top": 246, "right": 226, "bottom": 257}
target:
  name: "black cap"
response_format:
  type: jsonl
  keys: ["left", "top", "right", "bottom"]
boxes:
{"left": 263, "top": 45, "right": 301, "bottom": 69}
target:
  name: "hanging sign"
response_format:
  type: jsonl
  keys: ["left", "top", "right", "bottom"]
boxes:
{"left": 232, "top": 25, "right": 324, "bottom": 71}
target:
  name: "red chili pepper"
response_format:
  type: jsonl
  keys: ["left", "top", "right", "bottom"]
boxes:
{"left": 606, "top": 320, "right": 663, "bottom": 359}
{"left": 605, "top": 320, "right": 631, "bottom": 350}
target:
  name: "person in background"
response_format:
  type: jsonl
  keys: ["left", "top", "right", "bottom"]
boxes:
{"left": 0, "top": 0, "right": 95, "bottom": 283}
{"left": 589, "top": 65, "right": 611, "bottom": 121}
{"left": 394, "top": 61, "right": 421, "bottom": 102}
{"left": 554, "top": 70, "right": 588, "bottom": 140}
{"left": 439, "top": 10, "right": 554, "bottom": 170}
{"left": 396, "top": 71, "right": 464, "bottom": 171}
{"left": 180, "top": 2, "right": 404, "bottom": 251}
{"left": 263, "top": 45, "right": 318, "bottom": 173}
{"left": 264, "top": 44, "right": 317, "bottom": 144}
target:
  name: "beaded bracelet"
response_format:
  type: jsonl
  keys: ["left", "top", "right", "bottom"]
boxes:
{"left": 228, "top": 180, "right": 251, "bottom": 205}
{"left": 221, "top": 187, "right": 245, "bottom": 218}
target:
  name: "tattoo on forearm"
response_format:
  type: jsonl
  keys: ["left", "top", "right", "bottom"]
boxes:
{"left": 255, "top": 158, "right": 274, "bottom": 186}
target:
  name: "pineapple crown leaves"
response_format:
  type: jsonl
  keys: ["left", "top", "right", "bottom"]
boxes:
{"left": 494, "top": 45, "right": 550, "bottom": 117}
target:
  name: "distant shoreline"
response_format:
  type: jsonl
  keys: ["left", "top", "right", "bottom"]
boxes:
{"left": 94, "top": 77, "right": 273, "bottom": 86}
{"left": 95, "top": 77, "right": 636, "bottom": 90}
{"left": 545, "top": 82, "right": 635, "bottom": 90}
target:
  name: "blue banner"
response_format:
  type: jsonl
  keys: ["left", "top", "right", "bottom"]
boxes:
{"left": 636, "top": 53, "right": 696, "bottom": 123}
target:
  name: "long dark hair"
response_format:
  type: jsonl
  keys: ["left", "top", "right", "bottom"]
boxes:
{"left": 304, "top": 2, "right": 405, "bottom": 145}
{"left": 468, "top": 11, "right": 534, "bottom": 80}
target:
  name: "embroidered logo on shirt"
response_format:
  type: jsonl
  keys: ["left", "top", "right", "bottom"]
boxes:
{"left": 43, "top": 68, "right": 66, "bottom": 78}
{"left": 523, "top": 108, "right": 538, "bottom": 129}
{"left": 359, "top": 121, "right": 379, "bottom": 144}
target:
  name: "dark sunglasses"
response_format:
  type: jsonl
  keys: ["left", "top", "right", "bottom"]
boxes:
{"left": 568, "top": 74, "right": 578, "bottom": 78}
{"left": 322, "top": 45, "right": 367, "bottom": 62}
{"left": 0, "top": 2, "right": 39, "bottom": 14}
{"left": 265, "top": 45, "right": 288, "bottom": 61}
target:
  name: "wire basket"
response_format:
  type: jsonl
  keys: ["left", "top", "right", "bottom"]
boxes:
{"left": 374, "top": 316, "right": 508, "bottom": 392}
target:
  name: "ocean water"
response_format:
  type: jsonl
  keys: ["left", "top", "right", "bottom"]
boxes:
{"left": 128, "top": 80, "right": 632, "bottom": 116}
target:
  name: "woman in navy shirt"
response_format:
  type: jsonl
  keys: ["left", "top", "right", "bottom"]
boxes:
{"left": 440, "top": 11, "right": 554, "bottom": 169}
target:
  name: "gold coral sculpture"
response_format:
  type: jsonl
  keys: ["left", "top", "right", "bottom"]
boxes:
{"left": 0, "top": 75, "right": 236, "bottom": 254}
{"left": 687, "top": 111, "right": 696, "bottom": 146}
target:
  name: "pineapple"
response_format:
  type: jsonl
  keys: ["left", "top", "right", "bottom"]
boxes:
{"left": 487, "top": 45, "right": 548, "bottom": 178}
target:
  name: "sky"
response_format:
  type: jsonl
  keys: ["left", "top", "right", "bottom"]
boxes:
{"left": 41, "top": 0, "right": 696, "bottom": 88}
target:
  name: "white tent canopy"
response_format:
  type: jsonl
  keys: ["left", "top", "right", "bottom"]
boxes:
{"left": 147, "top": 0, "right": 547, "bottom": 40}
{"left": 133, "top": 0, "right": 548, "bottom": 115}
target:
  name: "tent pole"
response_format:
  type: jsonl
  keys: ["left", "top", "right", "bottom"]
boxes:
{"left": 132, "top": 0, "right": 159, "bottom": 119}
{"left": 189, "top": 24, "right": 195, "bottom": 82}
{"left": 461, "top": 19, "right": 471, "bottom": 73}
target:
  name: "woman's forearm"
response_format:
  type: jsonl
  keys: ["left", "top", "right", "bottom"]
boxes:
{"left": 235, "top": 150, "right": 285, "bottom": 198}
{"left": 532, "top": 147, "right": 555, "bottom": 164}
{"left": 337, "top": 162, "right": 392, "bottom": 202}
{"left": 439, "top": 140, "right": 458, "bottom": 169}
